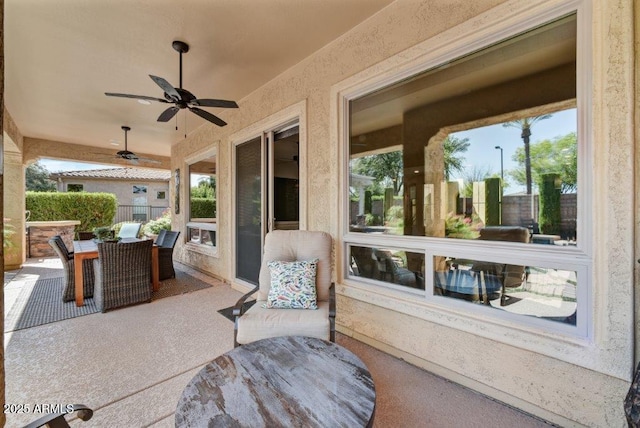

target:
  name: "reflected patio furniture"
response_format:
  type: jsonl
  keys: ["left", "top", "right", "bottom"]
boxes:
{"left": 117, "top": 222, "right": 142, "bottom": 239}
{"left": 233, "top": 230, "right": 335, "bottom": 348}
{"left": 473, "top": 226, "right": 529, "bottom": 305}
{"left": 435, "top": 269, "right": 503, "bottom": 304}
{"left": 351, "top": 246, "right": 378, "bottom": 279}
{"left": 48, "top": 236, "right": 95, "bottom": 302}
{"left": 158, "top": 231, "right": 180, "bottom": 280}
{"left": 373, "top": 249, "right": 418, "bottom": 288}
{"left": 93, "top": 240, "right": 153, "bottom": 312}
{"left": 443, "top": 226, "right": 530, "bottom": 305}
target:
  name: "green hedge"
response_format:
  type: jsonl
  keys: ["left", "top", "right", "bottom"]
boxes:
{"left": 538, "top": 173, "right": 561, "bottom": 235}
{"left": 26, "top": 192, "right": 117, "bottom": 232}
{"left": 190, "top": 197, "right": 216, "bottom": 218}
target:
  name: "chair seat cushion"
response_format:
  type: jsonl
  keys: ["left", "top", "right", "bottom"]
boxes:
{"left": 236, "top": 300, "right": 330, "bottom": 345}
{"left": 265, "top": 259, "right": 318, "bottom": 309}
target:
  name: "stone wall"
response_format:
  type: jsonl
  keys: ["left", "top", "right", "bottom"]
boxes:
{"left": 502, "top": 193, "right": 577, "bottom": 238}
{"left": 26, "top": 221, "right": 79, "bottom": 258}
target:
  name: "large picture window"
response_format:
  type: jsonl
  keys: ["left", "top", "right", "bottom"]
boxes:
{"left": 344, "top": 12, "right": 589, "bottom": 337}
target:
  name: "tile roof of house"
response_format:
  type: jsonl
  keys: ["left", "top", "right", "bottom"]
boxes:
{"left": 49, "top": 167, "right": 171, "bottom": 181}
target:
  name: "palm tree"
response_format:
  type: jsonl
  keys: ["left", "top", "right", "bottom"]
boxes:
{"left": 443, "top": 135, "right": 470, "bottom": 180}
{"left": 502, "top": 115, "right": 551, "bottom": 194}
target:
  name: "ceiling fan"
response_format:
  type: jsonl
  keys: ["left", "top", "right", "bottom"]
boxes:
{"left": 105, "top": 40, "right": 238, "bottom": 127}
{"left": 114, "top": 126, "right": 160, "bottom": 164}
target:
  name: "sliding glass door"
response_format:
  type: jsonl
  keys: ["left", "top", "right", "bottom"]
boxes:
{"left": 235, "top": 122, "right": 300, "bottom": 285}
{"left": 235, "top": 137, "right": 262, "bottom": 285}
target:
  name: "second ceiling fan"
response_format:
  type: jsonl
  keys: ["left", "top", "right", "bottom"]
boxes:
{"left": 106, "top": 40, "right": 238, "bottom": 127}
{"left": 114, "top": 125, "right": 159, "bottom": 164}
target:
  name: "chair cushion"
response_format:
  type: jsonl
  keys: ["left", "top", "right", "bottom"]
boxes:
{"left": 236, "top": 300, "right": 330, "bottom": 345}
{"left": 118, "top": 223, "right": 141, "bottom": 239}
{"left": 258, "top": 230, "right": 332, "bottom": 302}
{"left": 265, "top": 259, "right": 318, "bottom": 309}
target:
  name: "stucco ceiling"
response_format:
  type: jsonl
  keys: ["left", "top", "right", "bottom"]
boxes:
{"left": 5, "top": 0, "right": 394, "bottom": 161}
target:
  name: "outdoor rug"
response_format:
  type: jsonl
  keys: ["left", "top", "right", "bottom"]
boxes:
{"left": 5, "top": 270, "right": 213, "bottom": 332}
{"left": 217, "top": 300, "right": 256, "bottom": 322}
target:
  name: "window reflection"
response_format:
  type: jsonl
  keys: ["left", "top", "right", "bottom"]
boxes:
{"left": 348, "top": 14, "right": 578, "bottom": 246}
{"left": 187, "top": 152, "right": 217, "bottom": 247}
{"left": 349, "top": 245, "right": 425, "bottom": 291}
{"left": 434, "top": 255, "right": 577, "bottom": 325}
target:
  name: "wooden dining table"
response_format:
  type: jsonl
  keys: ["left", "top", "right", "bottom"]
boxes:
{"left": 72, "top": 239, "right": 160, "bottom": 307}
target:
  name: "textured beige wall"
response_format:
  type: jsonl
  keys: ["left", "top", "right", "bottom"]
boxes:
{"left": 23, "top": 137, "right": 171, "bottom": 170}
{"left": 170, "top": 0, "right": 635, "bottom": 426}
{"left": 57, "top": 178, "right": 169, "bottom": 208}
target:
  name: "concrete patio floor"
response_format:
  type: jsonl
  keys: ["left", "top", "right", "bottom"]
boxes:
{"left": 3, "top": 258, "right": 553, "bottom": 427}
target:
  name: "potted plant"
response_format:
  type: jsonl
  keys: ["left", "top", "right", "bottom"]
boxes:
{"left": 93, "top": 226, "right": 116, "bottom": 242}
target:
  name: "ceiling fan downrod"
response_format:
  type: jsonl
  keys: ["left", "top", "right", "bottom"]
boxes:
{"left": 172, "top": 40, "right": 189, "bottom": 90}
{"left": 122, "top": 125, "right": 130, "bottom": 149}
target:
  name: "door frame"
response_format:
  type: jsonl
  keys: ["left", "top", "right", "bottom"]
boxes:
{"left": 230, "top": 100, "right": 307, "bottom": 290}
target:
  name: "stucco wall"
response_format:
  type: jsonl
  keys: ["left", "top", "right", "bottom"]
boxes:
{"left": 171, "top": 0, "right": 636, "bottom": 426}
{"left": 57, "top": 178, "right": 169, "bottom": 208}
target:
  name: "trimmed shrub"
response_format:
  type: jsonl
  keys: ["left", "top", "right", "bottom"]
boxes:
{"left": 539, "top": 173, "right": 561, "bottom": 235}
{"left": 26, "top": 192, "right": 117, "bottom": 232}
{"left": 143, "top": 209, "right": 172, "bottom": 235}
{"left": 190, "top": 197, "right": 216, "bottom": 218}
{"left": 364, "top": 190, "right": 372, "bottom": 214}
{"left": 484, "top": 177, "right": 501, "bottom": 226}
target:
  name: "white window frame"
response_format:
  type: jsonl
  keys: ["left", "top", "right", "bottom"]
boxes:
{"left": 185, "top": 144, "right": 219, "bottom": 257}
{"left": 334, "top": 0, "right": 594, "bottom": 367}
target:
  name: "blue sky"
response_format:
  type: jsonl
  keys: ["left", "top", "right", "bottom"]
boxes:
{"left": 450, "top": 108, "right": 577, "bottom": 193}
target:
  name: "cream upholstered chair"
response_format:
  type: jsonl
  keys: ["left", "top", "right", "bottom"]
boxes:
{"left": 233, "top": 230, "right": 335, "bottom": 347}
{"left": 117, "top": 222, "right": 141, "bottom": 239}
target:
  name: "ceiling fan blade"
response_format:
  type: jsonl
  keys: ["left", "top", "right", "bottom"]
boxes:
{"left": 189, "top": 107, "right": 227, "bottom": 127}
{"left": 157, "top": 106, "right": 180, "bottom": 122}
{"left": 105, "top": 93, "right": 168, "bottom": 103}
{"left": 149, "top": 75, "right": 181, "bottom": 101}
{"left": 190, "top": 99, "right": 239, "bottom": 109}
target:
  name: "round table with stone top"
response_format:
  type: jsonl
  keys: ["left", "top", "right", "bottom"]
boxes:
{"left": 175, "top": 335, "right": 376, "bottom": 427}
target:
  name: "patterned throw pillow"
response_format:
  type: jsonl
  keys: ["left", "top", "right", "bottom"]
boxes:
{"left": 265, "top": 259, "right": 319, "bottom": 309}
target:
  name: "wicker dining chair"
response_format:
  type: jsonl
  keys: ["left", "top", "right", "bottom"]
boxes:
{"left": 48, "top": 236, "right": 95, "bottom": 302}
{"left": 155, "top": 229, "right": 168, "bottom": 246}
{"left": 93, "top": 240, "right": 153, "bottom": 312}
{"left": 158, "top": 231, "right": 180, "bottom": 280}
